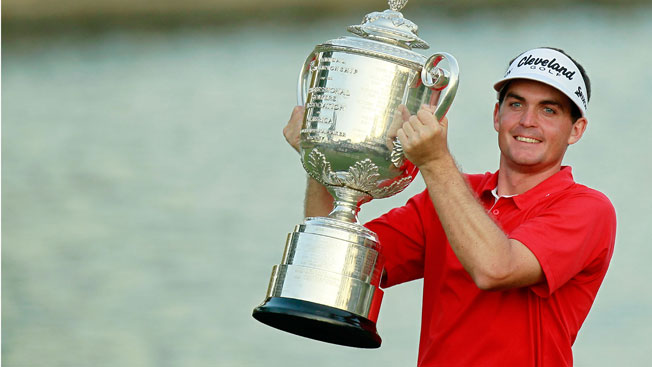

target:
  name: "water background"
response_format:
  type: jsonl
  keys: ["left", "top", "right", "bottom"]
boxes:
{"left": 3, "top": 5, "right": 652, "bottom": 366}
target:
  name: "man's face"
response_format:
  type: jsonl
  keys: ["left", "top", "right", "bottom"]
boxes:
{"left": 493, "top": 79, "right": 587, "bottom": 173}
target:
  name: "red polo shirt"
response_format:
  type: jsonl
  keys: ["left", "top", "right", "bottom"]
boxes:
{"left": 365, "top": 167, "right": 616, "bottom": 367}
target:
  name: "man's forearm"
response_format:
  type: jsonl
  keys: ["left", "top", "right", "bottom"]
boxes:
{"left": 419, "top": 156, "right": 540, "bottom": 290}
{"left": 304, "top": 176, "right": 333, "bottom": 218}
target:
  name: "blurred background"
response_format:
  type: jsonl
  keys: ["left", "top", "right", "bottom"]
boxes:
{"left": 3, "top": 0, "right": 651, "bottom": 366}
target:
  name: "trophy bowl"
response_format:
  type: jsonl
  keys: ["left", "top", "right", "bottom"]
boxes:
{"left": 253, "top": 0, "right": 459, "bottom": 348}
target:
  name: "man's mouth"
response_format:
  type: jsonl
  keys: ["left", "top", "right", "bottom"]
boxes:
{"left": 515, "top": 136, "right": 541, "bottom": 144}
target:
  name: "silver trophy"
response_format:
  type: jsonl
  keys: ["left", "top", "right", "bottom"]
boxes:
{"left": 253, "top": 0, "right": 459, "bottom": 348}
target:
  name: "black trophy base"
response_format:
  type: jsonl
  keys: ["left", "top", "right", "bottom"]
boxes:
{"left": 252, "top": 297, "right": 381, "bottom": 348}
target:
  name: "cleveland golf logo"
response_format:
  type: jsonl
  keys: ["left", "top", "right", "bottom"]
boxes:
{"left": 517, "top": 54, "right": 576, "bottom": 81}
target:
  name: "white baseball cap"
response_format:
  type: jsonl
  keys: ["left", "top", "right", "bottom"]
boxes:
{"left": 493, "top": 48, "right": 588, "bottom": 117}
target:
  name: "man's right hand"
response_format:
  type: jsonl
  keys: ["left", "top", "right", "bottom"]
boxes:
{"left": 282, "top": 105, "right": 333, "bottom": 217}
{"left": 283, "top": 106, "right": 304, "bottom": 153}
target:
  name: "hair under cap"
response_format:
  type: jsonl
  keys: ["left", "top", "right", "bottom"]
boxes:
{"left": 493, "top": 48, "right": 588, "bottom": 117}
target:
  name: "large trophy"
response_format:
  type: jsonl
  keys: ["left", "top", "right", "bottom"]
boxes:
{"left": 253, "top": 0, "right": 459, "bottom": 348}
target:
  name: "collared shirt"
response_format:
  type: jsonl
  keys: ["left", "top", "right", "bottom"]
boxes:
{"left": 365, "top": 166, "right": 616, "bottom": 367}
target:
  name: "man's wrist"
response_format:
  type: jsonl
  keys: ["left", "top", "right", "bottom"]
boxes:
{"left": 418, "top": 154, "right": 458, "bottom": 180}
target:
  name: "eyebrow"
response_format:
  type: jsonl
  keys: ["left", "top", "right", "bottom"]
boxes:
{"left": 505, "top": 92, "right": 525, "bottom": 101}
{"left": 505, "top": 92, "right": 566, "bottom": 110}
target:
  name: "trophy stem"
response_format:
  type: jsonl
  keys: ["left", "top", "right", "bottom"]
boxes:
{"left": 326, "top": 186, "right": 371, "bottom": 223}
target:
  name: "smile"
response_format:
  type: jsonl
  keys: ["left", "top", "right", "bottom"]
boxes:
{"left": 515, "top": 136, "right": 541, "bottom": 144}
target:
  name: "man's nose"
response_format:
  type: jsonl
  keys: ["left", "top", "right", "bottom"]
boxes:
{"left": 519, "top": 108, "right": 538, "bottom": 127}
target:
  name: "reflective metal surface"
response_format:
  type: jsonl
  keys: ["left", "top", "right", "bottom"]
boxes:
{"left": 254, "top": 0, "right": 459, "bottom": 347}
{"left": 297, "top": 39, "right": 459, "bottom": 223}
{"left": 265, "top": 218, "right": 384, "bottom": 321}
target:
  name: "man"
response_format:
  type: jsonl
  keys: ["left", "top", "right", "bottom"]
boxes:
{"left": 283, "top": 47, "right": 616, "bottom": 366}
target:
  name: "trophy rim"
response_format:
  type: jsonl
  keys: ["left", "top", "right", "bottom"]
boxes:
{"left": 317, "top": 38, "right": 426, "bottom": 70}
{"left": 252, "top": 297, "right": 382, "bottom": 348}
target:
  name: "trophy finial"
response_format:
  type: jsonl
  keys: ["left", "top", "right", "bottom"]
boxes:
{"left": 348, "top": 0, "right": 428, "bottom": 49}
{"left": 388, "top": 0, "right": 408, "bottom": 12}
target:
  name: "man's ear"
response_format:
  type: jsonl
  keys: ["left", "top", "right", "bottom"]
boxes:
{"left": 568, "top": 117, "right": 588, "bottom": 145}
{"left": 493, "top": 102, "right": 501, "bottom": 132}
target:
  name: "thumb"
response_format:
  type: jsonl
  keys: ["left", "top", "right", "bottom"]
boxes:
{"left": 423, "top": 103, "right": 449, "bottom": 126}
{"left": 291, "top": 105, "right": 305, "bottom": 122}
{"left": 421, "top": 103, "right": 436, "bottom": 115}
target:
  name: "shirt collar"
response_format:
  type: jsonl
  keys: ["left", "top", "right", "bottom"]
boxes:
{"left": 480, "top": 166, "right": 576, "bottom": 209}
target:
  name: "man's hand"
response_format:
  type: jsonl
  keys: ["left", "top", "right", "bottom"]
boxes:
{"left": 283, "top": 106, "right": 304, "bottom": 153}
{"left": 397, "top": 105, "right": 543, "bottom": 291}
{"left": 386, "top": 104, "right": 412, "bottom": 150}
{"left": 396, "top": 104, "right": 450, "bottom": 168}
{"left": 281, "top": 105, "right": 333, "bottom": 217}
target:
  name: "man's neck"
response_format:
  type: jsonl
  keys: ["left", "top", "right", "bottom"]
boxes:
{"left": 496, "top": 161, "right": 562, "bottom": 196}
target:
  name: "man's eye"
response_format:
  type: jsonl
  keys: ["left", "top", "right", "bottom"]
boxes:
{"left": 543, "top": 107, "right": 556, "bottom": 114}
{"left": 510, "top": 102, "right": 522, "bottom": 108}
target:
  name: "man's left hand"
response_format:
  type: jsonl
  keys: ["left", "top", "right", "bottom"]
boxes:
{"left": 396, "top": 104, "right": 450, "bottom": 168}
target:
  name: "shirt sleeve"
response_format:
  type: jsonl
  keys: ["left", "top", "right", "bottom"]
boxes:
{"left": 509, "top": 191, "right": 617, "bottom": 297}
{"left": 365, "top": 190, "right": 432, "bottom": 288}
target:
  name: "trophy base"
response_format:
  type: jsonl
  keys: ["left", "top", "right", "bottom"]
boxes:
{"left": 252, "top": 296, "right": 382, "bottom": 348}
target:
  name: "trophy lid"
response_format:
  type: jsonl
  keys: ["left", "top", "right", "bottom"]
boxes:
{"left": 347, "top": 0, "right": 428, "bottom": 50}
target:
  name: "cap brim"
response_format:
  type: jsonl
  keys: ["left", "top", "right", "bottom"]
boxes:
{"left": 492, "top": 74, "right": 586, "bottom": 117}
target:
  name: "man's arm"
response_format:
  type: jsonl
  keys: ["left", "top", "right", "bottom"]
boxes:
{"left": 283, "top": 106, "right": 333, "bottom": 218}
{"left": 397, "top": 106, "right": 543, "bottom": 290}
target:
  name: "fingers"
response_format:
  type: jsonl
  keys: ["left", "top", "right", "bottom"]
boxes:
{"left": 396, "top": 126, "right": 408, "bottom": 147}
{"left": 399, "top": 104, "right": 411, "bottom": 122}
{"left": 400, "top": 105, "right": 437, "bottom": 138}
{"left": 395, "top": 104, "right": 451, "bottom": 167}
{"left": 289, "top": 105, "right": 305, "bottom": 124}
{"left": 419, "top": 104, "right": 450, "bottom": 128}
{"left": 398, "top": 105, "right": 444, "bottom": 143}
{"left": 283, "top": 105, "right": 304, "bottom": 153}
{"left": 421, "top": 103, "right": 436, "bottom": 114}
{"left": 416, "top": 105, "right": 437, "bottom": 126}
{"left": 404, "top": 115, "right": 420, "bottom": 135}
{"left": 397, "top": 116, "right": 423, "bottom": 153}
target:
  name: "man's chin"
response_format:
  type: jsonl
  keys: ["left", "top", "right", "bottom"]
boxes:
{"left": 502, "top": 157, "right": 545, "bottom": 172}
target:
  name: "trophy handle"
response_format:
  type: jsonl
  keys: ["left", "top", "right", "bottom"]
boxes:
{"left": 297, "top": 53, "right": 317, "bottom": 106}
{"left": 421, "top": 52, "right": 460, "bottom": 121}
